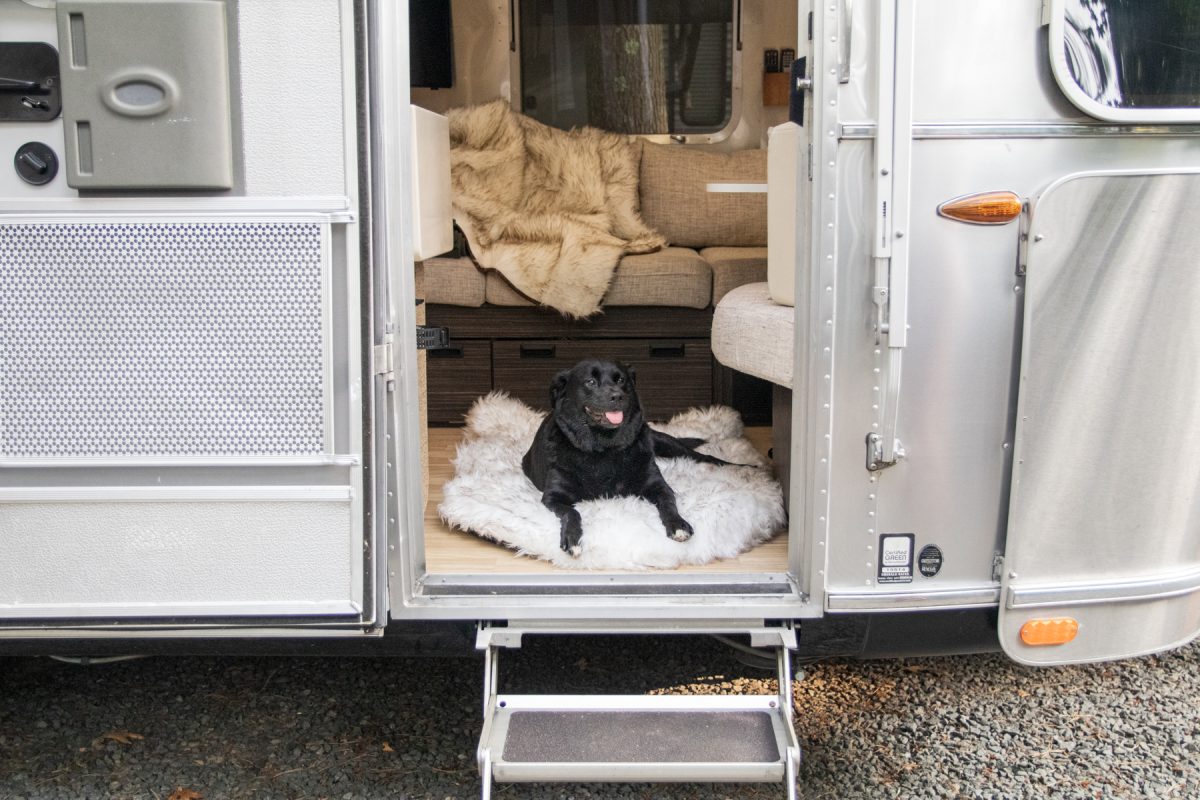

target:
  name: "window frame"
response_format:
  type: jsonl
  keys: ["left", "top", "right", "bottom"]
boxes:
{"left": 508, "top": 0, "right": 744, "bottom": 144}
{"left": 1048, "top": 0, "right": 1200, "bottom": 124}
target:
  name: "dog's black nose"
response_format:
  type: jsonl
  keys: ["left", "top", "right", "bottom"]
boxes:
{"left": 609, "top": 390, "right": 625, "bottom": 402}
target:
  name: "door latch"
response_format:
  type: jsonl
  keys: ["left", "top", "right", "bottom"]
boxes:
{"left": 416, "top": 325, "right": 449, "bottom": 350}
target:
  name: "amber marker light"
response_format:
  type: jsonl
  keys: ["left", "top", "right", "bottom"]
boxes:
{"left": 1019, "top": 617, "right": 1080, "bottom": 647}
{"left": 937, "top": 191, "right": 1023, "bottom": 225}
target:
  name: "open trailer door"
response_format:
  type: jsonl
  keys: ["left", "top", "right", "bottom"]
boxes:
{"left": 999, "top": 170, "right": 1200, "bottom": 666}
{"left": 0, "top": 0, "right": 370, "bottom": 628}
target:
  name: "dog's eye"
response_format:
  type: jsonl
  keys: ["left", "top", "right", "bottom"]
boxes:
{"left": 614, "top": 375, "right": 624, "bottom": 385}
{"left": 585, "top": 378, "right": 597, "bottom": 387}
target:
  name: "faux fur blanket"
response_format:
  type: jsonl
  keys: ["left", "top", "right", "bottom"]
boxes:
{"left": 447, "top": 101, "right": 666, "bottom": 318}
{"left": 439, "top": 393, "right": 785, "bottom": 570}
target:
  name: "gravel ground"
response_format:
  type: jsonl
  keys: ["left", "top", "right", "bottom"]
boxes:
{"left": 1, "top": 635, "right": 1197, "bottom": 800}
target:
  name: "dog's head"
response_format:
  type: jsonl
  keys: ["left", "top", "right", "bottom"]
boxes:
{"left": 550, "top": 359, "right": 642, "bottom": 450}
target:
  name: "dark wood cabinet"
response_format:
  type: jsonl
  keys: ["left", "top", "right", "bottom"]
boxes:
{"left": 424, "top": 305, "right": 716, "bottom": 425}
{"left": 425, "top": 339, "right": 493, "bottom": 423}
{"left": 492, "top": 338, "right": 712, "bottom": 421}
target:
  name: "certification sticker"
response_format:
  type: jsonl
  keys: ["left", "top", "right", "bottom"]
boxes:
{"left": 878, "top": 533, "right": 915, "bottom": 584}
{"left": 919, "top": 544, "right": 944, "bottom": 578}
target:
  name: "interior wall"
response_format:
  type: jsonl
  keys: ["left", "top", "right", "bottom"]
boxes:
{"left": 411, "top": 0, "right": 511, "bottom": 113}
{"left": 753, "top": 0, "right": 802, "bottom": 140}
{"left": 410, "top": 0, "right": 800, "bottom": 151}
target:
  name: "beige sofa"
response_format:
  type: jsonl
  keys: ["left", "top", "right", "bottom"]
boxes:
{"left": 419, "top": 141, "right": 772, "bottom": 424}
{"left": 422, "top": 140, "right": 768, "bottom": 312}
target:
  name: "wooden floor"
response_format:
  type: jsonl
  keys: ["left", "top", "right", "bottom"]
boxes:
{"left": 423, "top": 426, "right": 789, "bottom": 575}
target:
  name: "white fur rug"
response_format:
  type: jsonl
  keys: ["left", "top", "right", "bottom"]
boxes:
{"left": 439, "top": 393, "right": 785, "bottom": 570}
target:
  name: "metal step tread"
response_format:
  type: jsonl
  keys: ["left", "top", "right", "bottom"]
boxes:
{"left": 481, "top": 694, "right": 793, "bottom": 783}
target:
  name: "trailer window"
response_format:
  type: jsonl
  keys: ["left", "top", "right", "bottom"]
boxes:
{"left": 518, "top": 0, "right": 735, "bottom": 137}
{"left": 1051, "top": 0, "right": 1200, "bottom": 122}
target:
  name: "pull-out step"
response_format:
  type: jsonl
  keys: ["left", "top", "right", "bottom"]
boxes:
{"left": 475, "top": 622, "right": 800, "bottom": 799}
{"left": 483, "top": 694, "right": 792, "bottom": 783}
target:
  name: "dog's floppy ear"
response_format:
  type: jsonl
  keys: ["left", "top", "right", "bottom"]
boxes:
{"left": 623, "top": 363, "right": 636, "bottom": 387}
{"left": 549, "top": 369, "right": 571, "bottom": 406}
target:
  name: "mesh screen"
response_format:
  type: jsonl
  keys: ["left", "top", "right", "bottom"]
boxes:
{"left": 1, "top": 222, "right": 327, "bottom": 458}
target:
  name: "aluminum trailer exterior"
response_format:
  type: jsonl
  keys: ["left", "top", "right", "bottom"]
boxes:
{"left": 0, "top": 0, "right": 1197, "bottom": 746}
{"left": 4, "top": 0, "right": 1200, "bottom": 796}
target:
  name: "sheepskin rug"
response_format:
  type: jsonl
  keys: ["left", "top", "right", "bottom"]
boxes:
{"left": 439, "top": 393, "right": 785, "bottom": 570}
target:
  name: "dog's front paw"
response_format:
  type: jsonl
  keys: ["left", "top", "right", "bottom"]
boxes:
{"left": 560, "top": 521, "right": 584, "bottom": 557}
{"left": 668, "top": 519, "right": 694, "bottom": 542}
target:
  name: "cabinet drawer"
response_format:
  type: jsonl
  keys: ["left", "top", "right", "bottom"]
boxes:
{"left": 493, "top": 339, "right": 712, "bottom": 421}
{"left": 426, "top": 340, "right": 492, "bottom": 424}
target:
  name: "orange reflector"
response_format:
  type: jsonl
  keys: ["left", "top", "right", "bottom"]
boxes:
{"left": 937, "top": 191, "right": 1023, "bottom": 225}
{"left": 1020, "top": 617, "right": 1079, "bottom": 647}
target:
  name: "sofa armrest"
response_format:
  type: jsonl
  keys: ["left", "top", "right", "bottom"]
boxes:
{"left": 712, "top": 282, "right": 794, "bottom": 388}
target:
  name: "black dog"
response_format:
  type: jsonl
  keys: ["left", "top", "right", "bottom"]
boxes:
{"left": 522, "top": 358, "right": 743, "bottom": 556}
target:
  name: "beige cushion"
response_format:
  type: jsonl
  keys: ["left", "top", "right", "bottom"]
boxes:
{"left": 712, "top": 282, "right": 793, "bottom": 388}
{"left": 702, "top": 246, "right": 768, "bottom": 306}
{"left": 483, "top": 269, "right": 535, "bottom": 306}
{"left": 486, "top": 247, "right": 712, "bottom": 309}
{"left": 606, "top": 247, "right": 711, "bottom": 307}
{"left": 639, "top": 143, "right": 767, "bottom": 248}
{"left": 420, "top": 256, "right": 486, "bottom": 307}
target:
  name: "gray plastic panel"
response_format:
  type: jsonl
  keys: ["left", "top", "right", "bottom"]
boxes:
{"left": 0, "top": 494, "right": 359, "bottom": 619}
{"left": 55, "top": 0, "right": 233, "bottom": 190}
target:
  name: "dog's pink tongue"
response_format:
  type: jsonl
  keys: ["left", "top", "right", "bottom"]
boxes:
{"left": 604, "top": 410, "right": 624, "bottom": 425}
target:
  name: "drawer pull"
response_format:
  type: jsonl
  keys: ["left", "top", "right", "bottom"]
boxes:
{"left": 649, "top": 343, "right": 686, "bottom": 358}
{"left": 428, "top": 346, "right": 465, "bottom": 359}
{"left": 519, "top": 344, "right": 557, "bottom": 359}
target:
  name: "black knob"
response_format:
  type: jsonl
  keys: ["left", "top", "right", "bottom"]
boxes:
{"left": 14, "top": 141, "right": 58, "bottom": 186}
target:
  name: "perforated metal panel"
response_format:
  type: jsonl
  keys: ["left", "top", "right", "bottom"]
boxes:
{"left": 0, "top": 222, "right": 328, "bottom": 458}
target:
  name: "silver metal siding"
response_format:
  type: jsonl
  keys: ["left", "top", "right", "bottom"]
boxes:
{"left": 1000, "top": 172, "right": 1200, "bottom": 664}
{"left": 823, "top": 0, "right": 1200, "bottom": 612}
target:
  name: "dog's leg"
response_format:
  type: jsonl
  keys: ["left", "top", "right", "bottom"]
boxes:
{"left": 541, "top": 490, "right": 585, "bottom": 557}
{"left": 641, "top": 477, "right": 693, "bottom": 542}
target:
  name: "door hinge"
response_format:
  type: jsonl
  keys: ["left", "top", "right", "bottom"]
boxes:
{"left": 375, "top": 326, "right": 452, "bottom": 379}
{"left": 866, "top": 432, "right": 905, "bottom": 472}
{"left": 1016, "top": 200, "right": 1032, "bottom": 277}
{"left": 373, "top": 334, "right": 394, "bottom": 378}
